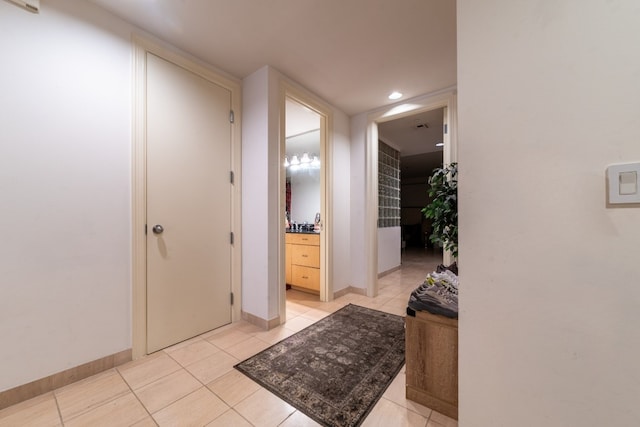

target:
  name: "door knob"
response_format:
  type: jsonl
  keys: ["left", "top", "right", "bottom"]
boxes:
{"left": 152, "top": 224, "right": 164, "bottom": 235}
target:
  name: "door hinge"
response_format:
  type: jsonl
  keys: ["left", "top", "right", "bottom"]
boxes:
{"left": 230, "top": 292, "right": 234, "bottom": 305}
{"left": 444, "top": 123, "right": 448, "bottom": 134}
{"left": 229, "top": 110, "right": 235, "bottom": 123}
{"left": 144, "top": 224, "right": 147, "bottom": 235}
{"left": 230, "top": 232, "right": 234, "bottom": 244}
{"left": 230, "top": 170, "right": 234, "bottom": 184}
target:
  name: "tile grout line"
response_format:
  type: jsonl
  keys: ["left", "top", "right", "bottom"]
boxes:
{"left": 51, "top": 390, "right": 65, "bottom": 427}
{"left": 118, "top": 354, "right": 183, "bottom": 391}
{"left": 377, "top": 396, "right": 431, "bottom": 426}
{"left": 220, "top": 407, "right": 258, "bottom": 427}
{"left": 53, "top": 369, "right": 130, "bottom": 425}
{"left": 219, "top": 387, "right": 263, "bottom": 426}
{"left": 202, "top": 334, "right": 255, "bottom": 355}
{"left": 114, "top": 367, "right": 157, "bottom": 426}
{"left": 130, "top": 343, "right": 234, "bottom": 417}
{"left": 277, "top": 409, "right": 298, "bottom": 426}
{"left": 167, "top": 338, "right": 253, "bottom": 414}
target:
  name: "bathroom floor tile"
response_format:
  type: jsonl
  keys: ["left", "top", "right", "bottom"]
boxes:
{"left": 131, "top": 416, "right": 159, "bottom": 427}
{"left": 54, "top": 369, "right": 129, "bottom": 421}
{"left": 134, "top": 368, "right": 202, "bottom": 413}
{"left": 64, "top": 392, "right": 148, "bottom": 427}
{"left": 206, "top": 369, "right": 261, "bottom": 407}
{"left": 152, "top": 387, "right": 228, "bottom": 427}
{"left": 164, "top": 338, "right": 220, "bottom": 367}
{"left": 205, "top": 409, "right": 252, "bottom": 427}
{"left": 361, "top": 398, "right": 428, "bottom": 427}
{"left": 233, "top": 388, "right": 295, "bottom": 427}
{"left": 184, "top": 351, "right": 238, "bottom": 384}
{"left": 0, "top": 392, "right": 61, "bottom": 427}
{"left": 279, "top": 410, "right": 323, "bottom": 427}
{"left": 282, "top": 315, "right": 316, "bottom": 332}
{"left": 118, "top": 352, "right": 182, "bottom": 390}
{"left": 204, "top": 328, "right": 253, "bottom": 350}
{"left": 383, "top": 371, "right": 432, "bottom": 418}
{"left": 252, "top": 325, "right": 296, "bottom": 345}
{"left": 428, "top": 411, "right": 458, "bottom": 427}
{"left": 224, "top": 337, "right": 271, "bottom": 361}
{"left": 299, "top": 308, "right": 331, "bottom": 322}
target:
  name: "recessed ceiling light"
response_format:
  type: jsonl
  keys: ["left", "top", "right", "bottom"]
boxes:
{"left": 388, "top": 91, "right": 403, "bottom": 100}
{"left": 435, "top": 142, "right": 444, "bottom": 147}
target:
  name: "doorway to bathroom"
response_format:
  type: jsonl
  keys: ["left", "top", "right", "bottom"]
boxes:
{"left": 284, "top": 98, "right": 322, "bottom": 295}
{"left": 279, "top": 87, "right": 332, "bottom": 323}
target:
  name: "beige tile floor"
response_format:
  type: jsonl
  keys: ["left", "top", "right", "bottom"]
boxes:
{"left": 0, "top": 248, "right": 458, "bottom": 427}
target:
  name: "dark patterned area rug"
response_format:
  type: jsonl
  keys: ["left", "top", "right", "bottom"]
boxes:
{"left": 234, "top": 304, "right": 405, "bottom": 427}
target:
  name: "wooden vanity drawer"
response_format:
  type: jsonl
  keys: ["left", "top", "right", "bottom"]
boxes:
{"left": 285, "top": 233, "right": 320, "bottom": 293}
{"left": 291, "top": 244, "right": 320, "bottom": 268}
{"left": 285, "top": 233, "right": 319, "bottom": 246}
{"left": 285, "top": 243, "right": 292, "bottom": 284}
{"left": 292, "top": 265, "right": 320, "bottom": 291}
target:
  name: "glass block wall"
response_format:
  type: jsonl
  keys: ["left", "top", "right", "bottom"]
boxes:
{"left": 378, "top": 141, "right": 400, "bottom": 227}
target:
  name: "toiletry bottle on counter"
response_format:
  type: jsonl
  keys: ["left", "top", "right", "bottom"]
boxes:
{"left": 314, "top": 212, "right": 321, "bottom": 231}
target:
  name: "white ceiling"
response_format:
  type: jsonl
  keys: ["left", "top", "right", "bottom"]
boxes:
{"left": 286, "top": 99, "right": 320, "bottom": 158}
{"left": 286, "top": 99, "right": 320, "bottom": 137}
{"left": 378, "top": 108, "right": 444, "bottom": 156}
{"left": 87, "top": 0, "right": 457, "bottom": 116}
{"left": 378, "top": 108, "right": 445, "bottom": 178}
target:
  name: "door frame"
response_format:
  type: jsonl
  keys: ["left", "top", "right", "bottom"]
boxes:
{"left": 131, "top": 36, "right": 242, "bottom": 359}
{"left": 365, "top": 89, "right": 457, "bottom": 297}
{"left": 278, "top": 81, "right": 333, "bottom": 322}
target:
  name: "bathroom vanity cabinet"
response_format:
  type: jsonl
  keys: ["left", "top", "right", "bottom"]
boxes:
{"left": 285, "top": 233, "right": 320, "bottom": 293}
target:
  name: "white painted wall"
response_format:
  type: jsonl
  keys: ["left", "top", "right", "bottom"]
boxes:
{"left": 458, "top": 1, "right": 640, "bottom": 425}
{"left": 349, "top": 113, "right": 368, "bottom": 291}
{"left": 241, "top": 67, "right": 271, "bottom": 320}
{"left": 377, "top": 227, "right": 401, "bottom": 274}
{"left": 0, "top": 0, "right": 132, "bottom": 391}
{"left": 243, "top": 67, "right": 352, "bottom": 313}
{"left": 330, "top": 110, "right": 352, "bottom": 293}
{"left": 241, "top": 66, "right": 281, "bottom": 321}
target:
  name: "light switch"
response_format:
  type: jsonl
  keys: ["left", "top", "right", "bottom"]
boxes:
{"left": 619, "top": 171, "right": 637, "bottom": 195}
{"left": 608, "top": 163, "right": 640, "bottom": 204}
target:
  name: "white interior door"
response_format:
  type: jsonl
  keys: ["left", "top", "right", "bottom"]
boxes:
{"left": 146, "top": 53, "right": 232, "bottom": 353}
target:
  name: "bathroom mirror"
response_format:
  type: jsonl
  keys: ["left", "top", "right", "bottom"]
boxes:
{"left": 285, "top": 99, "right": 321, "bottom": 227}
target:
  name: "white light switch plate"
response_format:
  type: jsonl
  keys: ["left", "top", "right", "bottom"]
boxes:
{"left": 608, "top": 163, "right": 640, "bottom": 204}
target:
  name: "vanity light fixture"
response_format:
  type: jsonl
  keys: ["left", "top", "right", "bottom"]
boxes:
{"left": 311, "top": 155, "right": 321, "bottom": 169}
{"left": 286, "top": 153, "right": 320, "bottom": 170}
{"left": 388, "top": 91, "right": 403, "bottom": 100}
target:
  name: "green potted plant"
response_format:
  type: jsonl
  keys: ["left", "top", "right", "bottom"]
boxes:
{"left": 422, "top": 162, "right": 458, "bottom": 259}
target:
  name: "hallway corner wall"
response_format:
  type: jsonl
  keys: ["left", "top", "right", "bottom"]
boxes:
{"left": 0, "top": 0, "right": 133, "bottom": 392}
